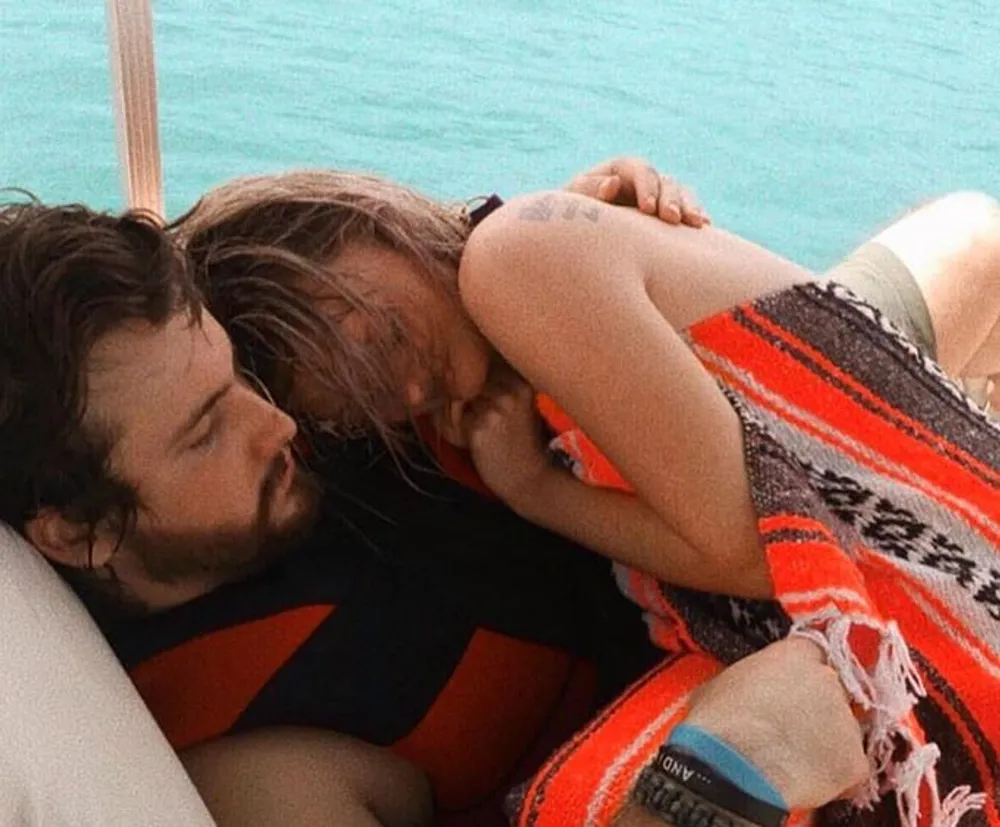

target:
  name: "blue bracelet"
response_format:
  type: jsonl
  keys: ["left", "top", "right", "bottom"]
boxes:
{"left": 668, "top": 723, "right": 787, "bottom": 810}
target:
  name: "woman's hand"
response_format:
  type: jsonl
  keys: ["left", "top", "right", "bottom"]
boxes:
{"left": 564, "top": 156, "right": 710, "bottom": 227}
{"left": 464, "top": 373, "right": 555, "bottom": 508}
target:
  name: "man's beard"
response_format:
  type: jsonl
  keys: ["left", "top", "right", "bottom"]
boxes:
{"left": 128, "top": 456, "right": 322, "bottom": 589}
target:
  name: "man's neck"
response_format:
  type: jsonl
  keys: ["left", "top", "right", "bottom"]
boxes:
{"left": 58, "top": 561, "right": 218, "bottom": 629}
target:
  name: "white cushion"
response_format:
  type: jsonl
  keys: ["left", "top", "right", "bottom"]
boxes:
{"left": 0, "top": 524, "right": 216, "bottom": 826}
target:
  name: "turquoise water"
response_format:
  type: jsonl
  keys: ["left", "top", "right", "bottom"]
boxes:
{"left": 2, "top": 1, "right": 998, "bottom": 267}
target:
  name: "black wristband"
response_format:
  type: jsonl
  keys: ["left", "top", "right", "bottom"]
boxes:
{"left": 632, "top": 746, "right": 788, "bottom": 827}
{"left": 632, "top": 766, "right": 746, "bottom": 827}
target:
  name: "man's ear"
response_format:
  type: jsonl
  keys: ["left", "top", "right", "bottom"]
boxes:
{"left": 23, "top": 509, "right": 117, "bottom": 569}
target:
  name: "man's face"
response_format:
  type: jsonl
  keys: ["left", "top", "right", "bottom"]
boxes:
{"left": 85, "top": 310, "right": 319, "bottom": 607}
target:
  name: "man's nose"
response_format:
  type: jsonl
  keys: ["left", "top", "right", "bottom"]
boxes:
{"left": 247, "top": 389, "right": 298, "bottom": 458}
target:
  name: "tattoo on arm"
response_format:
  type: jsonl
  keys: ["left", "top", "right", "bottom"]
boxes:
{"left": 519, "top": 194, "right": 556, "bottom": 221}
{"left": 519, "top": 194, "right": 600, "bottom": 224}
{"left": 561, "top": 199, "right": 579, "bottom": 221}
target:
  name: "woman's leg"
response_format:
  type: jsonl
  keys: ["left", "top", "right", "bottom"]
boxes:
{"left": 826, "top": 190, "right": 1000, "bottom": 406}
{"left": 871, "top": 191, "right": 1000, "bottom": 377}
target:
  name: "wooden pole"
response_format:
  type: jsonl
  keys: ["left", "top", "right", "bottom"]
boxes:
{"left": 106, "top": 0, "right": 164, "bottom": 218}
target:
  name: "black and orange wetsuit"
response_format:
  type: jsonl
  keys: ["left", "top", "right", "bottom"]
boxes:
{"left": 96, "top": 435, "right": 657, "bottom": 825}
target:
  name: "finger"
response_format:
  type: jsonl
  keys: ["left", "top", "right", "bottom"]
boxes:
{"left": 493, "top": 383, "right": 534, "bottom": 414}
{"left": 484, "top": 378, "right": 527, "bottom": 407}
{"left": 465, "top": 393, "right": 498, "bottom": 423}
{"left": 467, "top": 408, "right": 504, "bottom": 441}
{"left": 632, "top": 164, "right": 662, "bottom": 214}
{"left": 576, "top": 159, "right": 616, "bottom": 180}
{"left": 656, "top": 176, "right": 683, "bottom": 224}
{"left": 679, "top": 187, "right": 709, "bottom": 227}
{"left": 514, "top": 379, "right": 535, "bottom": 402}
{"left": 596, "top": 175, "right": 622, "bottom": 204}
{"left": 565, "top": 174, "right": 604, "bottom": 200}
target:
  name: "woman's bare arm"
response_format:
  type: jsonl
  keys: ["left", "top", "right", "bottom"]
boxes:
{"left": 459, "top": 192, "right": 811, "bottom": 597}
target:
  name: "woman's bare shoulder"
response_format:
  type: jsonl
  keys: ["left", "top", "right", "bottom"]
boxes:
{"left": 459, "top": 190, "right": 629, "bottom": 308}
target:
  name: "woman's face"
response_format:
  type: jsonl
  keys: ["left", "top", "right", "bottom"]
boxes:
{"left": 288, "top": 243, "right": 493, "bottom": 440}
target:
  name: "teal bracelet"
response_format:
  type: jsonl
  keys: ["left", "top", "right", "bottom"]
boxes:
{"left": 668, "top": 723, "right": 787, "bottom": 810}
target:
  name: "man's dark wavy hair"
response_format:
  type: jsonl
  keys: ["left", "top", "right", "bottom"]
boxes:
{"left": 0, "top": 193, "right": 201, "bottom": 556}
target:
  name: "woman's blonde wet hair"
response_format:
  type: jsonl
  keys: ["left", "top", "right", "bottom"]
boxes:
{"left": 172, "top": 170, "right": 474, "bottom": 448}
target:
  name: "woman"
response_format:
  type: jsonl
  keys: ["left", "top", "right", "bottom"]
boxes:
{"left": 174, "top": 168, "right": 804, "bottom": 596}
{"left": 176, "top": 172, "right": 999, "bottom": 827}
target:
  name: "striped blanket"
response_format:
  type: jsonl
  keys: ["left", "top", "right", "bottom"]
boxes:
{"left": 518, "top": 282, "right": 998, "bottom": 827}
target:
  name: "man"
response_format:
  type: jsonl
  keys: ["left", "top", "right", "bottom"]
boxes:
{"left": 1, "top": 161, "right": 997, "bottom": 825}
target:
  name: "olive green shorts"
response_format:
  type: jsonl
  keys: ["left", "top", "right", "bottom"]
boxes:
{"left": 824, "top": 241, "right": 937, "bottom": 359}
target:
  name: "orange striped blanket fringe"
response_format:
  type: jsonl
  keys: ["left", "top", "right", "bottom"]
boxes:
{"left": 521, "top": 282, "right": 997, "bottom": 827}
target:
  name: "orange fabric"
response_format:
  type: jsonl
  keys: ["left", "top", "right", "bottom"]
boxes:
{"left": 131, "top": 604, "right": 333, "bottom": 751}
{"left": 517, "top": 652, "right": 722, "bottom": 827}
{"left": 697, "top": 309, "right": 1000, "bottom": 533}
{"left": 516, "top": 285, "right": 998, "bottom": 827}
{"left": 391, "top": 630, "right": 590, "bottom": 810}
